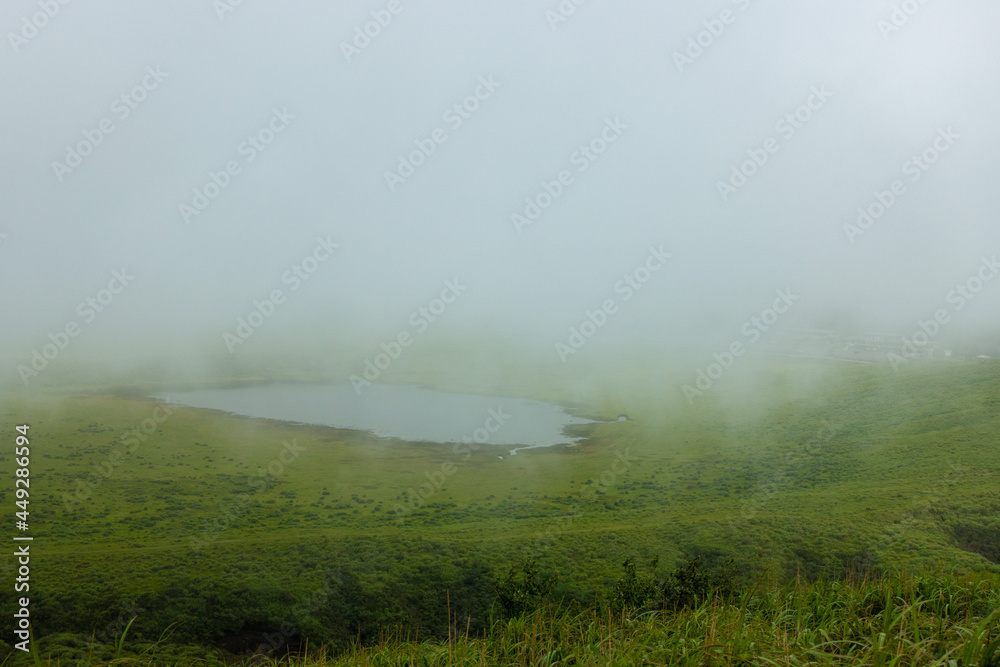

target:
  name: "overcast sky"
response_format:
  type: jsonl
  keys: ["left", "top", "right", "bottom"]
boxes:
{"left": 2, "top": 0, "right": 998, "bottom": 385}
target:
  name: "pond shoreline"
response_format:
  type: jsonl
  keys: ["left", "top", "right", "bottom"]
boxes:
{"left": 151, "top": 382, "right": 599, "bottom": 449}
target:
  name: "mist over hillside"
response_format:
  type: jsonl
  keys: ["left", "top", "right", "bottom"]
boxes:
{"left": 2, "top": 0, "right": 999, "bottom": 393}
{"left": 3, "top": 1, "right": 1000, "bottom": 663}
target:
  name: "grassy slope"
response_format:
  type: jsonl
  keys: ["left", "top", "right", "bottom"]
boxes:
{"left": 1, "top": 353, "right": 998, "bottom": 657}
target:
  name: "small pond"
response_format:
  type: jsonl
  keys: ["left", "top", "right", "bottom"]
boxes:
{"left": 153, "top": 383, "right": 595, "bottom": 455}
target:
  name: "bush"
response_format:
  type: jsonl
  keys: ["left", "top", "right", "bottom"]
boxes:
{"left": 610, "top": 556, "right": 660, "bottom": 613}
{"left": 490, "top": 558, "right": 557, "bottom": 618}
{"left": 606, "top": 555, "right": 741, "bottom": 613}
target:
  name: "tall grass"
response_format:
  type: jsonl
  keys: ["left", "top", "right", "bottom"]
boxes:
{"left": 10, "top": 569, "right": 999, "bottom": 666}
{"left": 295, "top": 569, "right": 1000, "bottom": 667}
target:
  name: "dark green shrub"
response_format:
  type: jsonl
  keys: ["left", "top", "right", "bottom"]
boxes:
{"left": 610, "top": 556, "right": 660, "bottom": 613}
{"left": 661, "top": 556, "right": 739, "bottom": 610}
{"left": 490, "top": 558, "right": 557, "bottom": 618}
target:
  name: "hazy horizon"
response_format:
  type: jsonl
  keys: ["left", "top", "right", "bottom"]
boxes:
{"left": 3, "top": 0, "right": 999, "bottom": 390}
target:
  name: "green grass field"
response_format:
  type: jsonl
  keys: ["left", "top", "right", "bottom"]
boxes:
{"left": 1, "top": 350, "right": 998, "bottom": 663}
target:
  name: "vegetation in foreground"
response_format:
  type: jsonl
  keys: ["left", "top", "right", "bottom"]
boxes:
{"left": 3, "top": 563, "right": 999, "bottom": 666}
{"left": 2, "top": 353, "right": 999, "bottom": 662}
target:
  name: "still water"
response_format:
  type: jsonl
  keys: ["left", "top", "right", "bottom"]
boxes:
{"left": 154, "top": 383, "right": 594, "bottom": 454}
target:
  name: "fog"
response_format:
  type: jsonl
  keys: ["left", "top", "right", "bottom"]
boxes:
{"left": 3, "top": 0, "right": 999, "bottom": 389}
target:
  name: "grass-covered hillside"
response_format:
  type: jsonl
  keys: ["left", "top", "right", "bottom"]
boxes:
{"left": 1, "top": 354, "right": 998, "bottom": 663}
